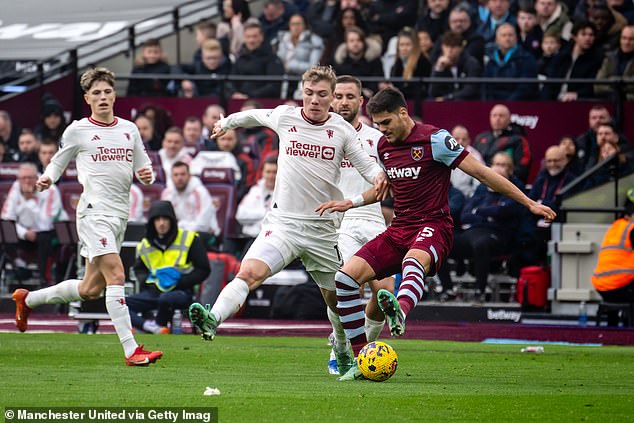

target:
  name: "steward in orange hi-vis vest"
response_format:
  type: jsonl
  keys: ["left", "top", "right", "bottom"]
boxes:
{"left": 591, "top": 188, "right": 634, "bottom": 298}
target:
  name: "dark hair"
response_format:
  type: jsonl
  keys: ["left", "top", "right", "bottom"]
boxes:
{"left": 263, "top": 153, "right": 278, "bottom": 165}
{"left": 171, "top": 161, "right": 190, "bottom": 172}
{"left": 366, "top": 87, "right": 407, "bottom": 115}
{"left": 143, "top": 38, "right": 161, "bottom": 48}
{"left": 244, "top": 21, "right": 263, "bottom": 34}
{"left": 571, "top": 20, "right": 597, "bottom": 37}
{"left": 184, "top": 115, "right": 202, "bottom": 125}
{"left": 441, "top": 31, "right": 465, "bottom": 47}
{"left": 336, "top": 75, "right": 362, "bottom": 92}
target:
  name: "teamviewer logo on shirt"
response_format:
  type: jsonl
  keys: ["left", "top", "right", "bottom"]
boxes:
{"left": 321, "top": 146, "right": 335, "bottom": 160}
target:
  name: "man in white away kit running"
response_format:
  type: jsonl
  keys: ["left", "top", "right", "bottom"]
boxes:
{"left": 326, "top": 75, "right": 394, "bottom": 374}
{"left": 12, "top": 67, "right": 163, "bottom": 366}
{"left": 188, "top": 65, "right": 389, "bottom": 377}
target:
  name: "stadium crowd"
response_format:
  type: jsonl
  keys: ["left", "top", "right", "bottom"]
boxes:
{"left": 0, "top": 0, "right": 633, "bottom": 302}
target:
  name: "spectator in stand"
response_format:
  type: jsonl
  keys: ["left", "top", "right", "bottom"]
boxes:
{"left": 35, "top": 95, "right": 66, "bottom": 143}
{"left": 584, "top": 134, "right": 634, "bottom": 189}
{"left": 474, "top": 104, "right": 532, "bottom": 183}
{"left": 321, "top": 7, "right": 368, "bottom": 66}
{"left": 237, "top": 100, "right": 279, "bottom": 179}
{"left": 218, "top": 0, "right": 252, "bottom": 59}
{"left": 201, "top": 104, "right": 226, "bottom": 145}
{"left": 235, "top": 154, "right": 277, "bottom": 253}
{"left": 259, "top": 0, "right": 298, "bottom": 44}
{"left": 182, "top": 116, "right": 205, "bottom": 154}
{"left": 274, "top": 13, "right": 324, "bottom": 99}
{"left": 190, "top": 21, "right": 223, "bottom": 70}
{"left": 161, "top": 161, "right": 221, "bottom": 247}
{"left": 606, "top": 0, "right": 634, "bottom": 24}
{"left": 1, "top": 162, "right": 67, "bottom": 286}
{"left": 305, "top": 0, "right": 340, "bottom": 42}
{"left": 229, "top": 21, "right": 285, "bottom": 99}
{"left": 440, "top": 152, "right": 525, "bottom": 303}
{"left": 181, "top": 39, "right": 232, "bottom": 98}
{"left": 158, "top": 127, "right": 193, "bottom": 181}
{"left": 135, "top": 114, "right": 161, "bottom": 151}
{"left": 429, "top": 31, "right": 483, "bottom": 101}
{"left": 595, "top": 25, "right": 634, "bottom": 101}
{"left": 541, "top": 21, "right": 605, "bottom": 101}
{"left": 521, "top": 145, "right": 577, "bottom": 264}
{"left": 365, "top": 0, "right": 419, "bottom": 50}
{"left": 416, "top": 0, "right": 451, "bottom": 44}
{"left": 37, "top": 138, "right": 57, "bottom": 173}
{"left": 333, "top": 26, "right": 385, "bottom": 96}
{"left": 127, "top": 200, "right": 210, "bottom": 334}
{"left": 559, "top": 135, "right": 585, "bottom": 175}
{"left": 215, "top": 128, "right": 255, "bottom": 200}
{"left": 477, "top": 0, "right": 517, "bottom": 44}
{"left": 516, "top": 3, "right": 543, "bottom": 58}
{"left": 586, "top": 1, "right": 627, "bottom": 53}
{"left": 535, "top": 0, "right": 573, "bottom": 41}
{"left": 417, "top": 28, "right": 435, "bottom": 61}
{"left": 0, "top": 110, "right": 21, "bottom": 153}
{"left": 129, "top": 184, "right": 145, "bottom": 224}
{"left": 537, "top": 31, "right": 562, "bottom": 78}
{"left": 431, "top": 4, "right": 485, "bottom": 65}
{"left": 390, "top": 27, "right": 431, "bottom": 100}
{"left": 139, "top": 104, "right": 173, "bottom": 143}
{"left": 450, "top": 124, "right": 485, "bottom": 199}
{"left": 483, "top": 23, "right": 538, "bottom": 100}
{"left": 16, "top": 129, "right": 41, "bottom": 166}
{"left": 127, "top": 39, "right": 173, "bottom": 97}
{"left": 591, "top": 189, "right": 634, "bottom": 313}
{"left": 596, "top": 121, "right": 634, "bottom": 160}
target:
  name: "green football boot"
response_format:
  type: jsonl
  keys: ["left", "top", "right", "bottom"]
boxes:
{"left": 337, "top": 361, "right": 365, "bottom": 381}
{"left": 188, "top": 303, "right": 218, "bottom": 341}
{"left": 377, "top": 289, "right": 406, "bottom": 337}
{"left": 334, "top": 343, "right": 355, "bottom": 376}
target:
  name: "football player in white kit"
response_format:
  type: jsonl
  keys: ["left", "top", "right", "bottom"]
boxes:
{"left": 188, "top": 65, "right": 389, "bottom": 376}
{"left": 12, "top": 68, "right": 163, "bottom": 366}
{"left": 326, "top": 75, "right": 395, "bottom": 374}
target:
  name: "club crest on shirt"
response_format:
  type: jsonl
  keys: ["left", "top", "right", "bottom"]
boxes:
{"left": 124, "top": 132, "right": 130, "bottom": 141}
{"left": 411, "top": 146, "right": 424, "bottom": 161}
{"left": 326, "top": 129, "right": 334, "bottom": 138}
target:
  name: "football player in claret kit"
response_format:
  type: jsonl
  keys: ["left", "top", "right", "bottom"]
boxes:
{"left": 326, "top": 75, "right": 394, "bottom": 374}
{"left": 187, "top": 65, "right": 389, "bottom": 377}
{"left": 12, "top": 67, "right": 163, "bottom": 366}
{"left": 317, "top": 87, "right": 557, "bottom": 380}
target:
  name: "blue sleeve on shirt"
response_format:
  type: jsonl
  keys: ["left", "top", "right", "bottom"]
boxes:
{"left": 430, "top": 129, "right": 464, "bottom": 167}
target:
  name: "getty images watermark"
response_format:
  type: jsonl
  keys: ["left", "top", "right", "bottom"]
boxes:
{"left": 3, "top": 407, "right": 218, "bottom": 423}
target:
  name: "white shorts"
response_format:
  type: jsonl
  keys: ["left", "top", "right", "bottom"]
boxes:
{"left": 77, "top": 215, "right": 127, "bottom": 262}
{"left": 338, "top": 218, "right": 386, "bottom": 262}
{"left": 243, "top": 213, "right": 342, "bottom": 290}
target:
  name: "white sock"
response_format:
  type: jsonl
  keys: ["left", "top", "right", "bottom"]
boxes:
{"left": 365, "top": 316, "right": 385, "bottom": 342}
{"left": 210, "top": 278, "right": 250, "bottom": 323}
{"left": 25, "top": 279, "right": 82, "bottom": 308}
{"left": 327, "top": 307, "right": 349, "bottom": 351}
{"left": 105, "top": 285, "right": 138, "bottom": 358}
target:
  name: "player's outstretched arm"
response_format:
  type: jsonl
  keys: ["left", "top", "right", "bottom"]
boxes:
{"left": 36, "top": 175, "right": 52, "bottom": 192}
{"left": 458, "top": 154, "right": 557, "bottom": 222}
{"left": 315, "top": 187, "right": 380, "bottom": 216}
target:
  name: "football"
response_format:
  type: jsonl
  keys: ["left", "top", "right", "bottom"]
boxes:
{"left": 357, "top": 341, "right": 398, "bottom": 382}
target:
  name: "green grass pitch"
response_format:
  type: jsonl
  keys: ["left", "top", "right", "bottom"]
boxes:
{"left": 1, "top": 333, "right": 633, "bottom": 422}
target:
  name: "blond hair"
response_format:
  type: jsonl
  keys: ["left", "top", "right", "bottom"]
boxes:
{"left": 301, "top": 65, "right": 337, "bottom": 92}
{"left": 202, "top": 38, "right": 222, "bottom": 53}
{"left": 80, "top": 67, "right": 115, "bottom": 93}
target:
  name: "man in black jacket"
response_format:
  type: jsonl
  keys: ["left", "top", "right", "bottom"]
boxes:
{"left": 229, "top": 21, "right": 285, "bottom": 99}
{"left": 127, "top": 201, "right": 211, "bottom": 334}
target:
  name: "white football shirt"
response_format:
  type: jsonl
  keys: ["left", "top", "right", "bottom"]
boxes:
{"left": 44, "top": 117, "right": 153, "bottom": 220}
{"left": 338, "top": 122, "right": 385, "bottom": 223}
{"left": 221, "top": 106, "right": 383, "bottom": 222}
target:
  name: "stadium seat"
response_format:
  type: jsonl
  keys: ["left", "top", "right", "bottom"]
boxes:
{"left": 0, "top": 180, "right": 14, "bottom": 207}
{"left": 57, "top": 183, "right": 84, "bottom": 221}
{"left": 54, "top": 220, "right": 79, "bottom": 280}
{"left": 0, "top": 163, "right": 20, "bottom": 181}
{"left": 137, "top": 183, "right": 165, "bottom": 220}
{"left": 205, "top": 184, "right": 237, "bottom": 242}
{"left": 200, "top": 167, "right": 235, "bottom": 185}
{"left": 60, "top": 161, "right": 78, "bottom": 182}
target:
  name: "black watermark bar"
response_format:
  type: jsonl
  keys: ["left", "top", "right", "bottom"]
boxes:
{"left": 3, "top": 408, "right": 218, "bottom": 423}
